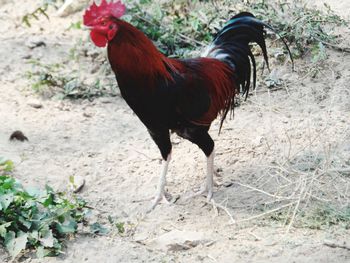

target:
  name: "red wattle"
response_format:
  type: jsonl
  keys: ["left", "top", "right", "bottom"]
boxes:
{"left": 90, "top": 30, "right": 108, "bottom": 47}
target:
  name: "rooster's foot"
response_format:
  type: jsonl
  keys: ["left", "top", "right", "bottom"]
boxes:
{"left": 185, "top": 185, "right": 213, "bottom": 202}
{"left": 146, "top": 191, "right": 172, "bottom": 213}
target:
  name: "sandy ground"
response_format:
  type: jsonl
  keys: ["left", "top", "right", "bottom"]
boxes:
{"left": 0, "top": 0, "right": 349, "bottom": 262}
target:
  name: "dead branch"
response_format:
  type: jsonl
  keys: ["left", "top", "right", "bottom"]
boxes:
{"left": 324, "top": 240, "right": 350, "bottom": 250}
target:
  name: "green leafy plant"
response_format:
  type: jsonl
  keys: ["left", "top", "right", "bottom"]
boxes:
{"left": 107, "top": 215, "right": 125, "bottom": 234}
{"left": 0, "top": 158, "right": 14, "bottom": 174}
{"left": 302, "top": 205, "right": 350, "bottom": 230}
{"left": 269, "top": 204, "right": 350, "bottom": 230}
{"left": 0, "top": 159, "right": 89, "bottom": 259}
{"left": 22, "top": 6, "right": 50, "bottom": 27}
{"left": 90, "top": 222, "right": 109, "bottom": 235}
{"left": 22, "top": 0, "right": 64, "bottom": 27}
{"left": 124, "top": 0, "right": 218, "bottom": 57}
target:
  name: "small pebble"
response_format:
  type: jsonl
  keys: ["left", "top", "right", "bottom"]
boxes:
{"left": 26, "top": 40, "right": 46, "bottom": 49}
{"left": 9, "top": 131, "right": 28, "bottom": 141}
{"left": 28, "top": 100, "right": 43, "bottom": 109}
{"left": 22, "top": 54, "right": 32, "bottom": 60}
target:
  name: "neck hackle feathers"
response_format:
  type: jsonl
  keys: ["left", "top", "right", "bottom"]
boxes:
{"left": 83, "top": 0, "right": 126, "bottom": 26}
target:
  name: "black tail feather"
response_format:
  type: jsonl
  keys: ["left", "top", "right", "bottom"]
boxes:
{"left": 207, "top": 12, "right": 293, "bottom": 99}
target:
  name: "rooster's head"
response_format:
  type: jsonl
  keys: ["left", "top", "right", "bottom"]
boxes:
{"left": 83, "top": 0, "right": 126, "bottom": 47}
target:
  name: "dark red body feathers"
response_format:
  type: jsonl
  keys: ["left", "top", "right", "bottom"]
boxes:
{"left": 104, "top": 12, "right": 280, "bottom": 160}
{"left": 108, "top": 19, "right": 237, "bottom": 129}
{"left": 170, "top": 58, "right": 236, "bottom": 126}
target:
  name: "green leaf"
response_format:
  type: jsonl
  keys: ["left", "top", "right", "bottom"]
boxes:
{"left": 18, "top": 216, "right": 32, "bottom": 230}
{"left": 1, "top": 177, "right": 15, "bottom": 190}
{"left": 28, "top": 230, "right": 39, "bottom": 241}
{"left": 5, "top": 232, "right": 28, "bottom": 258}
{"left": 39, "top": 229, "right": 55, "bottom": 248}
{"left": 107, "top": 215, "right": 114, "bottom": 224}
{"left": 0, "top": 193, "right": 14, "bottom": 210}
{"left": 68, "top": 21, "right": 82, "bottom": 30}
{"left": 43, "top": 193, "right": 54, "bottom": 207}
{"left": 115, "top": 222, "right": 125, "bottom": 234}
{"left": 69, "top": 175, "right": 75, "bottom": 184}
{"left": 26, "top": 187, "right": 44, "bottom": 198}
{"left": 4, "top": 231, "right": 15, "bottom": 246}
{"left": 90, "top": 222, "right": 109, "bottom": 235}
{"left": 36, "top": 246, "right": 51, "bottom": 258}
{"left": 56, "top": 217, "right": 77, "bottom": 234}
{"left": 0, "top": 222, "right": 11, "bottom": 238}
{"left": 4, "top": 160, "right": 14, "bottom": 172}
{"left": 0, "top": 160, "right": 14, "bottom": 172}
{"left": 45, "top": 184, "right": 54, "bottom": 194}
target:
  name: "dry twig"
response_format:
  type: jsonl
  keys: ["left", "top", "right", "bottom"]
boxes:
{"left": 235, "top": 201, "right": 298, "bottom": 224}
{"left": 208, "top": 199, "right": 236, "bottom": 225}
{"left": 324, "top": 240, "right": 350, "bottom": 250}
{"left": 231, "top": 181, "right": 295, "bottom": 200}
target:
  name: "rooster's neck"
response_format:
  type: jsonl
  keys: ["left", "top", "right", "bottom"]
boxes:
{"left": 107, "top": 20, "right": 173, "bottom": 87}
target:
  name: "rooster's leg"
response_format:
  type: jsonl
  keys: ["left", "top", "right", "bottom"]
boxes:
{"left": 148, "top": 153, "right": 171, "bottom": 212}
{"left": 206, "top": 149, "right": 214, "bottom": 201}
{"left": 175, "top": 127, "right": 215, "bottom": 201}
{"left": 185, "top": 149, "right": 215, "bottom": 201}
{"left": 147, "top": 129, "right": 172, "bottom": 212}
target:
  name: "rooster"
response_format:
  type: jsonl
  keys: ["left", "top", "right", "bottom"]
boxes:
{"left": 83, "top": 0, "right": 292, "bottom": 211}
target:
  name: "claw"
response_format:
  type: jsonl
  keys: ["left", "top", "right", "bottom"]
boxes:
{"left": 207, "top": 188, "right": 213, "bottom": 202}
{"left": 185, "top": 185, "right": 213, "bottom": 201}
{"left": 147, "top": 192, "right": 172, "bottom": 213}
{"left": 146, "top": 153, "right": 171, "bottom": 213}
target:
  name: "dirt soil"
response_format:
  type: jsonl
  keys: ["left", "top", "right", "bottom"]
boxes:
{"left": 0, "top": 0, "right": 349, "bottom": 262}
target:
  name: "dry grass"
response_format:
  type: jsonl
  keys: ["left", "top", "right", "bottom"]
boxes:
{"left": 213, "top": 58, "right": 350, "bottom": 230}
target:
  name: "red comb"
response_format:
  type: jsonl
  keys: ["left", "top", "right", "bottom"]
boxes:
{"left": 83, "top": 0, "right": 126, "bottom": 26}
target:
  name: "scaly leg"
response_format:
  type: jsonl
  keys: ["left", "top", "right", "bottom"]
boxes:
{"left": 185, "top": 149, "right": 215, "bottom": 201}
{"left": 174, "top": 127, "right": 216, "bottom": 201}
{"left": 206, "top": 149, "right": 214, "bottom": 201}
{"left": 148, "top": 153, "right": 171, "bottom": 212}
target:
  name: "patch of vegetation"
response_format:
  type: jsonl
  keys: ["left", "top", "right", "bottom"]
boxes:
{"left": 0, "top": 158, "right": 14, "bottom": 174}
{"left": 302, "top": 205, "right": 350, "bottom": 229}
{"left": 247, "top": 0, "right": 346, "bottom": 57}
{"left": 23, "top": 0, "right": 348, "bottom": 98}
{"left": 108, "top": 215, "right": 125, "bottom": 235}
{"left": 125, "top": 0, "right": 347, "bottom": 59}
{"left": 23, "top": 0, "right": 347, "bottom": 58}
{"left": 22, "top": 0, "right": 63, "bottom": 27}
{"left": 269, "top": 204, "right": 350, "bottom": 230}
{"left": 124, "top": 0, "right": 219, "bottom": 57}
{"left": 26, "top": 60, "right": 115, "bottom": 100}
{"left": 22, "top": 6, "right": 50, "bottom": 27}
{"left": 0, "top": 158, "right": 89, "bottom": 259}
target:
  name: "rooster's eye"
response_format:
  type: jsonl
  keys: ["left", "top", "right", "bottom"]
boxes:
{"left": 101, "top": 21, "right": 106, "bottom": 26}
